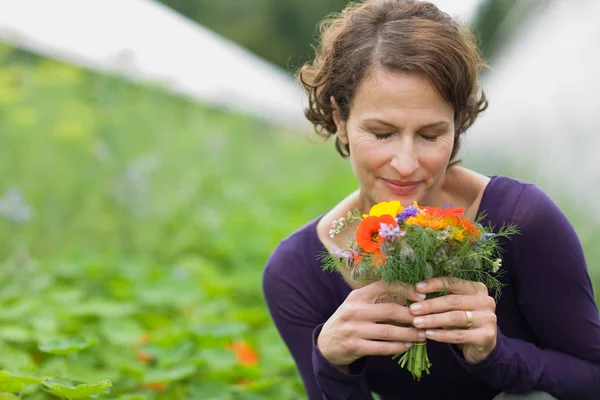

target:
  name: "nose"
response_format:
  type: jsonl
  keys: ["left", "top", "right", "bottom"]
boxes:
{"left": 390, "top": 138, "right": 419, "bottom": 177}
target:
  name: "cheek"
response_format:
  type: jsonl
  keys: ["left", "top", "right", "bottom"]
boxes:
{"left": 352, "top": 138, "right": 390, "bottom": 170}
{"left": 419, "top": 140, "right": 454, "bottom": 169}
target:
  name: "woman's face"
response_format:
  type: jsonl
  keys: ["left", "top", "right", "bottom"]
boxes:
{"left": 333, "top": 69, "right": 455, "bottom": 210}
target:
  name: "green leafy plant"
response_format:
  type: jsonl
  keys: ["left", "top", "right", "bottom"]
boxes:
{"left": 0, "top": 43, "right": 597, "bottom": 398}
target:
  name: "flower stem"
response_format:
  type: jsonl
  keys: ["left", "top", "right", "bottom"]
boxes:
{"left": 393, "top": 340, "right": 432, "bottom": 380}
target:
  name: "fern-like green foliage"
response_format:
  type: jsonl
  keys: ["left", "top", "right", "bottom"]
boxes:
{"left": 320, "top": 209, "right": 520, "bottom": 300}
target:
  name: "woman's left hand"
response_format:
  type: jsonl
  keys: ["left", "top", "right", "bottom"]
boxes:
{"left": 409, "top": 277, "right": 498, "bottom": 364}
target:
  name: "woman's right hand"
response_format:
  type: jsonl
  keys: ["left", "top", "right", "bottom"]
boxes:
{"left": 316, "top": 280, "right": 427, "bottom": 369}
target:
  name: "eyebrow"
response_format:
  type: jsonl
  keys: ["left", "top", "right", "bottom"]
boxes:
{"left": 363, "top": 118, "right": 449, "bottom": 130}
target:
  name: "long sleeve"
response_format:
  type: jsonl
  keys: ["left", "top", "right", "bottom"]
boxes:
{"left": 458, "top": 183, "right": 600, "bottom": 399}
{"left": 262, "top": 237, "right": 373, "bottom": 400}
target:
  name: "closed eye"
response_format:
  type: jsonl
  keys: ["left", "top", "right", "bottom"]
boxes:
{"left": 374, "top": 133, "right": 393, "bottom": 140}
{"left": 421, "top": 135, "right": 438, "bottom": 142}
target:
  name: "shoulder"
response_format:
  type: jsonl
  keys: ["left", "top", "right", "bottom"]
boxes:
{"left": 264, "top": 190, "right": 359, "bottom": 277}
{"left": 483, "top": 175, "right": 563, "bottom": 224}
{"left": 262, "top": 215, "right": 327, "bottom": 294}
{"left": 265, "top": 216, "right": 322, "bottom": 269}
{"left": 485, "top": 176, "right": 581, "bottom": 258}
{"left": 262, "top": 214, "right": 343, "bottom": 319}
{"left": 487, "top": 175, "right": 569, "bottom": 228}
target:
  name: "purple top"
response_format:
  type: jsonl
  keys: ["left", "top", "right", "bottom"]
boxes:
{"left": 262, "top": 176, "right": 600, "bottom": 399}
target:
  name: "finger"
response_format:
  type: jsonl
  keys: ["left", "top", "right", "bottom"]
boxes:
{"left": 424, "top": 327, "right": 495, "bottom": 348}
{"left": 353, "top": 338, "right": 415, "bottom": 357}
{"left": 409, "top": 294, "right": 496, "bottom": 316}
{"left": 412, "top": 310, "right": 491, "bottom": 330}
{"left": 356, "top": 280, "right": 426, "bottom": 303}
{"left": 350, "top": 303, "right": 414, "bottom": 325}
{"left": 415, "top": 277, "right": 488, "bottom": 296}
{"left": 357, "top": 322, "right": 425, "bottom": 343}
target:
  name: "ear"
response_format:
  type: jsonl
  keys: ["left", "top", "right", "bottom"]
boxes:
{"left": 330, "top": 96, "right": 348, "bottom": 145}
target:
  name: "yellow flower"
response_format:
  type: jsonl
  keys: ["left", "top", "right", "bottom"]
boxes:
{"left": 453, "top": 228, "right": 464, "bottom": 241}
{"left": 406, "top": 213, "right": 448, "bottom": 230}
{"left": 442, "top": 216, "right": 461, "bottom": 227}
{"left": 362, "top": 201, "right": 403, "bottom": 218}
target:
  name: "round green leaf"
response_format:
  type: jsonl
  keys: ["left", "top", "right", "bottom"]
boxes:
{"left": 42, "top": 377, "right": 112, "bottom": 399}
{"left": 68, "top": 301, "right": 136, "bottom": 317}
{"left": 115, "top": 395, "right": 145, "bottom": 400}
{"left": 0, "top": 370, "right": 44, "bottom": 384}
{"left": 100, "top": 318, "right": 144, "bottom": 346}
{"left": 187, "top": 382, "right": 234, "bottom": 400}
{"left": 143, "top": 365, "right": 196, "bottom": 383}
{"left": 242, "top": 378, "right": 278, "bottom": 392}
{"left": 0, "top": 326, "right": 35, "bottom": 343}
{"left": 38, "top": 337, "right": 98, "bottom": 355}
{"left": 0, "top": 377, "right": 24, "bottom": 393}
{"left": 193, "top": 323, "right": 248, "bottom": 339}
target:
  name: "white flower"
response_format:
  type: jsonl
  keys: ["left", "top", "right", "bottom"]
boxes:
{"left": 330, "top": 217, "right": 349, "bottom": 237}
{"left": 436, "top": 228, "right": 451, "bottom": 241}
{"left": 492, "top": 258, "right": 502, "bottom": 273}
{"left": 0, "top": 188, "right": 34, "bottom": 224}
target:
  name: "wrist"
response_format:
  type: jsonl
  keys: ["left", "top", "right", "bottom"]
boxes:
{"left": 464, "top": 337, "right": 497, "bottom": 364}
{"left": 334, "top": 364, "right": 350, "bottom": 373}
{"left": 317, "top": 334, "right": 352, "bottom": 373}
{"left": 317, "top": 332, "right": 338, "bottom": 366}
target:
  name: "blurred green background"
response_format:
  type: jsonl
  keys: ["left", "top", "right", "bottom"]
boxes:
{"left": 0, "top": 1, "right": 597, "bottom": 399}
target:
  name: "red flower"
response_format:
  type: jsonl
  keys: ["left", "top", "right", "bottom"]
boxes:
{"left": 422, "top": 206, "right": 465, "bottom": 218}
{"left": 144, "top": 382, "right": 168, "bottom": 391}
{"left": 356, "top": 215, "right": 397, "bottom": 253}
{"left": 136, "top": 351, "right": 153, "bottom": 364}
{"left": 353, "top": 253, "right": 363, "bottom": 265}
{"left": 370, "top": 249, "right": 387, "bottom": 267}
{"left": 459, "top": 219, "right": 481, "bottom": 241}
{"left": 228, "top": 340, "right": 259, "bottom": 366}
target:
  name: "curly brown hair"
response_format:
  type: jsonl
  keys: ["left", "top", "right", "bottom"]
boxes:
{"left": 297, "top": 0, "right": 488, "bottom": 163}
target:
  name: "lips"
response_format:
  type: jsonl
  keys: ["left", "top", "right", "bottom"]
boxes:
{"left": 381, "top": 179, "right": 421, "bottom": 195}
{"left": 383, "top": 179, "right": 421, "bottom": 186}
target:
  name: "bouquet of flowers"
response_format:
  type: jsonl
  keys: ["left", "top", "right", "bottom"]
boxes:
{"left": 320, "top": 201, "right": 518, "bottom": 380}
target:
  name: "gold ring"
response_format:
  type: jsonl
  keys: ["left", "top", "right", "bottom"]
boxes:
{"left": 464, "top": 310, "right": 473, "bottom": 329}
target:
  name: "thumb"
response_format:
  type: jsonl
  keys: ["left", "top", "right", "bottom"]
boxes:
{"left": 359, "top": 280, "right": 426, "bottom": 303}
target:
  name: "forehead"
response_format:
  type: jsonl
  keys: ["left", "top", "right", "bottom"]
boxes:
{"left": 350, "top": 68, "right": 454, "bottom": 121}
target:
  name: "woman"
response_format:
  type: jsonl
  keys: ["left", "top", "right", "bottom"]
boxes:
{"left": 262, "top": 1, "right": 600, "bottom": 399}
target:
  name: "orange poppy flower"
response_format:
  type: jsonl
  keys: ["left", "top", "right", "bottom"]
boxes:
{"left": 356, "top": 215, "right": 397, "bottom": 253}
{"left": 144, "top": 382, "right": 168, "bottom": 391}
{"left": 370, "top": 249, "right": 387, "bottom": 267}
{"left": 138, "top": 332, "right": 151, "bottom": 345}
{"left": 422, "top": 206, "right": 465, "bottom": 218}
{"left": 353, "top": 253, "right": 363, "bottom": 265}
{"left": 459, "top": 219, "right": 480, "bottom": 241}
{"left": 228, "top": 340, "right": 259, "bottom": 366}
{"left": 136, "top": 351, "right": 153, "bottom": 364}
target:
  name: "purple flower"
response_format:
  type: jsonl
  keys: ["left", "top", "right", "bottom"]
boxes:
{"left": 379, "top": 223, "right": 405, "bottom": 242}
{"left": 331, "top": 244, "right": 344, "bottom": 257}
{"left": 396, "top": 205, "right": 420, "bottom": 224}
{"left": 331, "top": 245, "right": 355, "bottom": 264}
{"left": 475, "top": 232, "right": 496, "bottom": 245}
